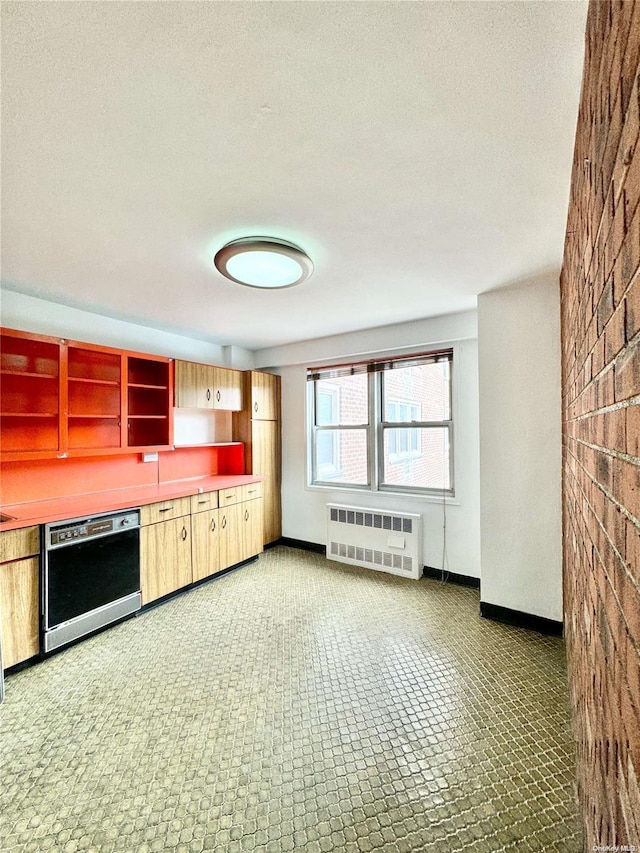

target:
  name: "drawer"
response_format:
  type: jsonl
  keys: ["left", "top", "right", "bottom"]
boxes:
{"left": 190, "top": 491, "right": 219, "bottom": 514}
{"left": 218, "top": 486, "right": 244, "bottom": 507}
{"left": 242, "top": 482, "right": 263, "bottom": 501}
{"left": 0, "top": 526, "right": 40, "bottom": 563}
{"left": 140, "top": 497, "right": 191, "bottom": 526}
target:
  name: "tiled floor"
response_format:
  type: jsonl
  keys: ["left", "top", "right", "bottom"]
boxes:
{"left": 0, "top": 547, "right": 581, "bottom": 853}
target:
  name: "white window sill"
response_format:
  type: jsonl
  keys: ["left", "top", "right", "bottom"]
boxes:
{"left": 305, "top": 482, "right": 459, "bottom": 506}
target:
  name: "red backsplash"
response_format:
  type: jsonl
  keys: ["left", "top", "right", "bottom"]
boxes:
{"left": 158, "top": 444, "right": 245, "bottom": 483}
{"left": 0, "top": 444, "right": 245, "bottom": 506}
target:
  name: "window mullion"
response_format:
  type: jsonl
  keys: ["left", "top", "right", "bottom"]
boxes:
{"left": 373, "top": 372, "right": 382, "bottom": 491}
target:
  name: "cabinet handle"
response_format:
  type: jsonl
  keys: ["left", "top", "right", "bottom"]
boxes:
{"left": 247, "top": 489, "right": 257, "bottom": 494}
{"left": 210, "top": 518, "right": 216, "bottom": 532}
{"left": 158, "top": 507, "right": 173, "bottom": 513}
{"left": 222, "top": 515, "right": 227, "bottom": 529}
{"left": 197, "top": 499, "right": 208, "bottom": 505}
{"left": 216, "top": 389, "right": 221, "bottom": 402}
{"left": 254, "top": 402, "right": 258, "bottom": 413}
{"left": 206, "top": 388, "right": 211, "bottom": 401}
{"left": 181, "top": 526, "right": 188, "bottom": 541}
{"left": 225, "top": 494, "right": 235, "bottom": 500}
{"left": 244, "top": 509, "right": 249, "bottom": 521}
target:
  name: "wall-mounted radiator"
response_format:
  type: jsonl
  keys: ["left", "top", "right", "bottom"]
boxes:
{"left": 326, "top": 503, "right": 423, "bottom": 580}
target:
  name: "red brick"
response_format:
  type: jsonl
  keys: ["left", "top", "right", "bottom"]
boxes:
{"left": 627, "top": 404, "right": 640, "bottom": 457}
{"left": 615, "top": 339, "right": 640, "bottom": 402}
{"left": 603, "top": 407, "right": 627, "bottom": 453}
{"left": 626, "top": 517, "right": 640, "bottom": 586}
{"left": 625, "top": 268, "right": 640, "bottom": 339}
{"left": 615, "top": 458, "right": 640, "bottom": 522}
{"left": 605, "top": 302, "right": 627, "bottom": 364}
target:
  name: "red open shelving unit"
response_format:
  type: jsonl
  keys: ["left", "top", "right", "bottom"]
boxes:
{"left": 0, "top": 328, "right": 174, "bottom": 460}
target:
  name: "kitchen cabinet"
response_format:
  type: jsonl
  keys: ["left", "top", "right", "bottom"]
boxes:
{"left": 0, "top": 328, "right": 173, "bottom": 460}
{"left": 213, "top": 367, "right": 242, "bottom": 411}
{"left": 0, "top": 526, "right": 40, "bottom": 670}
{"left": 233, "top": 372, "right": 281, "bottom": 544}
{"left": 191, "top": 508, "right": 221, "bottom": 583}
{"left": 175, "top": 360, "right": 243, "bottom": 411}
{"left": 0, "top": 329, "right": 62, "bottom": 457}
{"left": 248, "top": 370, "right": 279, "bottom": 421}
{"left": 140, "top": 485, "right": 262, "bottom": 603}
{"left": 140, "top": 502, "right": 192, "bottom": 605}
{"left": 218, "top": 488, "right": 263, "bottom": 570}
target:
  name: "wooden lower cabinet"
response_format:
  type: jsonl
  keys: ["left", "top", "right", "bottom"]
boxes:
{"left": 219, "top": 503, "right": 244, "bottom": 570}
{"left": 141, "top": 490, "right": 263, "bottom": 604}
{"left": 242, "top": 498, "right": 264, "bottom": 561}
{"left": 191, "top": 508, "right": 221, "bottom": 582}
{"left": 0, "top": 556, "right": 39, "bottom": 669}
{"left": 140, "top": 515, "right": 192, "bottom": 605}
{"left": 219, "top": 498, "right": 263, "bottom": 571}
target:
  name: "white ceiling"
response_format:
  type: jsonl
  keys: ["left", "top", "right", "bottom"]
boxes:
{"left": 1, "top": 1, "right": 587, "bottom": 351}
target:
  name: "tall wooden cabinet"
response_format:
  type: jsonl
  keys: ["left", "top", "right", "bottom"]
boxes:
{"left": 233, "top": 372, "right": 281, "bottom": 545}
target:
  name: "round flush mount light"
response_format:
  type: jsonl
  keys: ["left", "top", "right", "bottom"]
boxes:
{"left": 213, "top": 237, "right": 314, "bottom": 289}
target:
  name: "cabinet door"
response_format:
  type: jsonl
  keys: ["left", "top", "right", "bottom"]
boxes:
{"left": 175, "top": 361, "right": 215, "bottom": 409}
{"left": 0, "top": 556, "right": 39, "bottom": 668}
{"left": 250, "top": 371, "right": 279, "bottom": 420}
{"left": 218, "top": 503, "right": 243, "bottom": 570}
{"left": 213, "top": 367, "right": 243, "bottom": 411}
{"left": 140, "top": 517, "right": 192, "bottom": 604}
{"left": 252, "top": 420, "right": 281, "bottom": 544}
{"left": 242, "top": 499, "right": 264, "bottom": 561}
{"left": 191, "top": 509, "right": 221, "bottom": 583}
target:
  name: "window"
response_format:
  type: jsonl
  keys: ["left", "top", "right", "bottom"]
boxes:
{"left": 308, "top": 350, "right": 453, "bottom": 495}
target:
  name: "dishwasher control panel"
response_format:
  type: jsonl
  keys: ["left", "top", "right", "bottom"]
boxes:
{"left": 46, "top": 510, "right": 140, "bottom": 549}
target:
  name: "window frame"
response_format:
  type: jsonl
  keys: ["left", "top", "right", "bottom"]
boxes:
{"left": 307, "top": 350, "right": 454, "bottom": 496}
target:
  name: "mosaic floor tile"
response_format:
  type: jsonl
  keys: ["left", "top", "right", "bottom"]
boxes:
{"left": 0, "top": 547, "right": 581, "bottom": 852}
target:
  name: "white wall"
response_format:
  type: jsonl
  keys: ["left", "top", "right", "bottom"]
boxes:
{"left": 256, "top": 312, "right": 482, "bottom": 578}
{"left": 478, "top": 276, "right": 562, "bottom": 622}
{"left": 0, "top": 290, "right": 254, "bottom": 368}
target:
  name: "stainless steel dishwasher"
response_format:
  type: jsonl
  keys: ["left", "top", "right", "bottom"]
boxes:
{"left": 42, "top": 509, "right": 141, "bottom": 654}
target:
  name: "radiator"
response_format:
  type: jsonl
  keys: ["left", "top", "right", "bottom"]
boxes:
{"left": 326, "top": 503, "right": 422, "bottom": 580}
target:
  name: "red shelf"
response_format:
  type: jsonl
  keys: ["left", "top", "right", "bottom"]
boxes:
{"left": 68, "top": 376, "right": 120, "bottom": 387}
{"left": 1, "top": 411, "right": 58, "bottom": 418}
{"left": 128, "top": 382, "right": 168, "bottom": 390}
{"left": 68, "top": 414, "right": 120, "bottom": 420}
{"left": 0, "top": 369, "right": 58, "bottom": 380}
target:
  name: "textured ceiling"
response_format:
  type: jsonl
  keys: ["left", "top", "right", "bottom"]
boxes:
{"left": 1, "top": 1, "right": 587, "bottom": 350}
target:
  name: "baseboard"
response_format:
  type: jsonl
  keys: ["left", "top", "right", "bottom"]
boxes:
{"left": 277, "top": 537, "right": 327, "bottom": 555}
{"left": 422, "top": 566, "right": 480, "bottom": 589}
{"left": 480, "top": 601, "right": 563, "bottom": 637}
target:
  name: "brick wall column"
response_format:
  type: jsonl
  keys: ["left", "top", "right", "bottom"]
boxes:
{"left": 561, "top": 1, "right": 640, "bottom": 846}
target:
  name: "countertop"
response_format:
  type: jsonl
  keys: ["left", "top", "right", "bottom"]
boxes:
{"left": 0, "top": 474, "right": 264, "bottom": 531}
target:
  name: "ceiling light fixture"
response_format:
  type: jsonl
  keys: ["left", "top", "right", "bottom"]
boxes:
{"left": 214, "top": 237, "right": 313, "bottom": 289}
